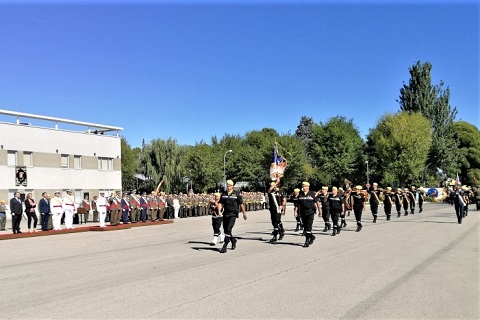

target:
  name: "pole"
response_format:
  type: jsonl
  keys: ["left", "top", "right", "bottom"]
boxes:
{"left": 223, "top": 150, "right": 232, "bottom": 191}
{"left": 366, "top": 160, "right": 369, "bottom": 185}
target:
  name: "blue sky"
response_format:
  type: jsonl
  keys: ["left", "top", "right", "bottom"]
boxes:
{"left": 0, "top": 0, "right": 478, "bottom": 148}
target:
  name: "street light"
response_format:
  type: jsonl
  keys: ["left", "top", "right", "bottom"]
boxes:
{"left": 223, "top": 149, "right": 233, "bottom": 191}
{"left": 365, "top": 160, "right": 369, "bottom": 185}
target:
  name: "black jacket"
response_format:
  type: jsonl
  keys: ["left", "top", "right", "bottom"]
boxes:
{"left": 10, "top": 197, "right": 23, "bottom": 215}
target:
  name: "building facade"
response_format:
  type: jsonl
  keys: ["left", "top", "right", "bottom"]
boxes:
{"left": 0, "top": 109, "right": 123, "bottom": 206}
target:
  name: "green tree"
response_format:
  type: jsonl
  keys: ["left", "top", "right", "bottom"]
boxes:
{"left": 295, "top": 116, "right": 315, "bottom": 164}
{"left": 121, "top": 137, "right": 138, "bottom": 191}
{"left": 310, "top": 116, "right": 364, "bottom": 186}
{"left": 370, "top": 112, "right": 432, "bottom": 186}
{"left": 182, "top": 142, "right": 223, "bottom": 192}
{"left": 452, "top": 121, "right": 480, "bottom": 186}
{"left": 139, "top": 138, "right": 186, "bottom": 193}
{"left": 398, "top": 60, "right": 458, "bottom": 173}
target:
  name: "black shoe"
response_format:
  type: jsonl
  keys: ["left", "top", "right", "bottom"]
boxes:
{"left": 341, "top": 221, "right": 347, "bottom": 228}
{"left": 219, "top": 242, "right": 228, "bottom": 253}
{"left": 373, "top": 217, "right": 377, "bottom": 223}
{"left": 269, "top": 236, "right": 277, "bottom": 243}
{"left": 386, "top": 215, "right": 391, "bottom": 221}
{"left": 404, "top": 212, "right": 408, "bottom": 216}
{"left": 294, "top": 224, "right": 300, "bottom": 232}
{"left": 303, "top": 240, "right": 310, "bottom": 248}
{"left": 231, "top": 238, "right": 237, "bottom": 250}
{"left": 419, "top": 208, "right": 423, "bottom": 213}
{"left": 331, "top": 229, "right": 336, "bottom": 236}
{"left": 337, "top": 226, "right": 341, "bottom": 234}
{"left": 278, "top": 230, "right": 284, "bottom": 240}
{"left": 411, "top": 210, "right": 414, "bottom": 215}
{"left": 397, "top": 212, "right": 401, "bottom": 218}
{"left": 309, "top": 234, "right": 316, "bottom": 245}
{"left": 17, "top": 231, "right": 22, "bottom": 234}
{"left": 327, "top": 224, "right": 331, "bottom": 230}
{"left": 322, "top": 226, "right": 328, "bottom": 232}
{"left": 355, "top": 224, "right": 362, "bottom": 232}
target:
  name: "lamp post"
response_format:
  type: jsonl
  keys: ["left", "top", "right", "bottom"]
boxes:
{"left": 223, "top": 149, "right": 233, "bottom": 191}
{"left": 365, "top": 160, "right": 369, "bottom": 185}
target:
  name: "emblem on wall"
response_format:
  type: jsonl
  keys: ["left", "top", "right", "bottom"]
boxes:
{"left": 15, "top": 166, "right": 27, "bottom": 186}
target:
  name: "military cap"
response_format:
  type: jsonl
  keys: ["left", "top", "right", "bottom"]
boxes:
{"left": 214, "top": 192, "right": 221, "bottom": 197}
{"left": 373, "top": 182, "right": 378, "bottom": 186}
{"left": 332, "top": 186, "right": 338, "bottom": 191}
{"left": 355, "top": 185, "right": 362, "bottom": 190}
{"left": 322, "top": 186, "right": 328, "bottom": 190}
{"left": 302, "top": 181, "right": 310, "bottom": 186}
{"left": 294, "top": 188, "right": 300, "bottom": 192}
{"left": 386, "top": 187, "right": 392, "bottom": 190}
{"left": 226, "top": 180, "right": 234, "bottom": 186}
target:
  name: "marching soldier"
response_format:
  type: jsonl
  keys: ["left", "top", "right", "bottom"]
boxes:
{"left": 328, "top": 186, "right": 344, "bottom": 236}
{"left": 408, "top": 186, "right": 417, "bottom": 214}
{"left": 217, "top": 180, "right": 247, "bottom": 253}
{"left": 209, "top": 193, "right": 224, "bottom": 245}
{"left": 383, "top": 187, "right": 394, "bottom": 220}
{"left": 402, "top": 188, "right": 411, "bottom": 216}
{"left": 350, "top": 185, "right": 366, "bottom": 232}
{"left": 368, "top": 183, "right": 382, "bottom": 223}
{"left": 453, "top": 184, "right": 466, "bottom": 224}
{"left": 338, "top": 188, "right": 348, "bottom": 229}
{"left": 394, "top": 188, "right": 403, "bottom": 217}
{"left": 298, "top": 182, "right": 320, "bottom": 247}
{"left": 317, "top": 186, "right": 331, "bottom": 232}
{"left": 267, "top": 180, "right": 286, "bottom": 243}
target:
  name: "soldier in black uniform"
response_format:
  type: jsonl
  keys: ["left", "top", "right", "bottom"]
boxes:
{"left": 217, "top": 180, "right": 247, "bottom": 253}
{"left": 317, "top": 186, "right": 331, "bottom": 232}
{"left": 338, "top": 188, "right": 348, "bottom": 229}
{"left": 267, "top": 180, "right": 286, "bottom": 243}
{"left": 408, "top": 186, "right": 417, "bottom": 214}
{"left": 297, "top": 182, "right": 320, "bottom": 247}
{"left": 290, "top": 188, "right": 303, "bottom": 232}
{"left": 368, "top": 183, "right": 382, "bottom": 223}
{"left": 402, "top": 188, "right": 411, "bottom": 216}
{"left": 394, "top": 188, "right": 404, "bottom": 218}
{"left": 453, "top": 184, "right": 466, "bottom": 224}
{"left": 418, "top": 188, "right": 425, "bottom": 213}
{"left": 383, "top": 187, "right": 394, "bottom": 220}
{"left": 209, "top": 193, "right": 224, "bottom": 245}
{"left": 327, "top": 187, "right": 343, "bottom": 236}
{"left": 350, "top": 185, "right": 366, "bottom": 232}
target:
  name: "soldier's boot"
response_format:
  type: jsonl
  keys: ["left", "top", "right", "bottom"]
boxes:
{"left": 397, "top": 211, "right": 401, "bottom": 218}
{"left": 341, "top": 219, "right": 347, "bottom": 228}
{"left": 230, "top": 237, "right": 237, "bottom": 250}
{"left": 303, "top": 234, "right": 310, "bottom": 248}
{"left": 419, "top": 208, "right": 423, "bottom": 213}
{"left": 355, "top": 222, "right": 362, "bottom": 232}
{"left": 404, "top": 211, "right": 408, "bottom": 216}
{"left": 269, "top": 229, "right": 278, "bottom": 243}
{"left": 411, "top": 209, "right": 415, "bottom": 215}
{"left": 373, "top": 215, "right": 377, "bottom": 223}
{"left": 278, "top": 224, "right": 285, "bottom": 240}
{"left": 295, "top": 223, "right": 300, "bottom": 232}
{"left": 331, "top": 226, "right": 337, "bottom": 236}
{"left": 300, "top": 223, "right": 304, "bottom": 230}
{"left": 220, "top": 238, "right": 230, "bottom": 253}
{"left": 210, "top": 235, "right": 218, "bottom": 246}
{"left": 219, "top": 234, "right": 225, "bottom": 243}
{"left": 322, "top": 223, "right": 331, "bottom": 232}
{"left": 309, "top": 234, "right": 316, "bottom": 245}
{"left": 386, "top": 215, "right": 391, "bottom": 221}
{"left": 337, "top": 225, "right": 341, "bottom": 234}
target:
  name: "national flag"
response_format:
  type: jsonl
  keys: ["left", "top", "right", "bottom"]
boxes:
{"left": 269, "top": 145, "right": 287, "bottom": 180}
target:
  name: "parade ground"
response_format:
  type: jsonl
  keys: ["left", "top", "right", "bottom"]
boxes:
{"left": 0, "top": 203, "right": 478, "bottom": 319}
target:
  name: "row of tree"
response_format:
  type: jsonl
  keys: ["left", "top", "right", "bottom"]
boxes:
{"left": 121, "top": 61, "right": 480, "bottom": 194}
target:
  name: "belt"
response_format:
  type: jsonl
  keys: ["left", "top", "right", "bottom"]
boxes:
{"left": 99, "top": 205, "right": 106, "bottom": 207}
{"left": 53, "top": 206, "right": 62, "bottom": 208}
{"left": 66, "top": 203, "right": 74, "bottom": 206}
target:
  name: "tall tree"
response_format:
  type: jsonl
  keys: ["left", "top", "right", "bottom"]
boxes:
{"left": 370, "top": 112, "right": 432, "bottom": 186}
{"left": 398, "top": 60, "right": 458, "bottom": 172}
{"left": 120, "top": 137, "right": 138, "bottom": 191}
{"left": 310, "top": 116, "right": 364, "bottom": 186}
{"left": 295, "top": 116, "right": 316, "bottom": 164}
{"left": 452, "top": 121, "right": 480, "bottom": 185}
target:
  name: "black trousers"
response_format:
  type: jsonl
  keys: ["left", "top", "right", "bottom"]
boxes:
{"left": 212, "top": 217, "right": 222, "bottom": 236}
{"left": 12, "top": 213, "right": 22, "bottom": 232}
{"left": 454, "top": 203, "right": 464, "bottom": 223}
{"left": 403, "top": 201, "right": 409, "bottom": 212}
{"left": 353, "top": 207, "right": 363, "bottom": 223}
{"left": 384, "top": 203, "right": 392, "bottom": 216}
{"left": 223, "top": 215, "right": 237, "bottom": 242}
{"left": 41, "top": 213, "right": 49, "bottom": 231}
{"left": 395, "top": 202, "right": 402, "bottom": 213}
{"left": 27, "top": 212, "right": 38, "bottom": 229}
{"left": 370, "top": 202, "right": 378, "bottom": 217}
{"left": 270, "top": 209, "right": 282, "bottom": 230}
{"left": 322, "top": 208, "right": 330, "bottom": 224}
{"left": 301, "top": 213, "right": 314, "bottom": 235}
{"left": 330, "top": 208, "right": 340, "bottom": 226}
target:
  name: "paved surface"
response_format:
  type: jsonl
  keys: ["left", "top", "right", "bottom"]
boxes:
{"left": 0, "top": 203, "right": 478, "bottom": 319}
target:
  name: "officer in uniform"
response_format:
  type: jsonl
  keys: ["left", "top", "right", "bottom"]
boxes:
{"left": 139, "top": 192, "right": 149, "bottom": 222}
{"left": 148, "top": 192, "right": 158, "bottom": 221}
{"left": 328, "top": 186, "right": 344, "bottom": 236}
{"left": 110, "top": 191, "right": 122, "bottom": 226}
{"left": 50, "top": 191, "right": 64, "bottom": 231}
{"left": 297, "top": 181, "right": 320, "bottom": 247}
{"left": 317, "top": 186, "right": 331, "bottom": 232}
{"left": 130, "top": 192, "right": 140, "bottom": 222}
{"left": 217, "top": 180, "right": 247, "bottom": 253}
{"left": 267, "top": 180, "right": 286, "bottom": 243}
{"left": 91, "top": 195, "right": 99, "bottom": 222}
{"left": 158, "top": 192, "right": 167, "bottom": 220}
{"left": 97, "top": 191, "right": 108, "bottom": 227}
{"left": 82, "top": 195, "right": 91, "bottom": 223}
{"left": 62, "top": 190, "right": 76, "bottom": 229}
{"left": 383, "top": 187, "right": 394, "bottom": 220}
{"left": 350, "top": 185, "right": 366, "bottom": 232}
{"left": 121, "top": 192, "right": 131, "bottom": 224}
{"left": 407, "top": 186, "right": 417, "bottom": 214}
{"left": 368, "top": 183, "right": 382, "bottom": 223}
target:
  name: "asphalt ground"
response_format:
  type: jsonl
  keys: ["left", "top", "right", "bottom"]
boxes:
{"left": 0, "top": 203, "right": 478, "bottom": 320}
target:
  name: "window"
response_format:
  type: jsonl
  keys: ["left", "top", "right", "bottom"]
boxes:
{"left": 74, "top": 155, "right": 82, "bottom": 169}
{"left": 23, "top": 152, "right": 33, "bottom": 167}
{"left": 61, "top": 154, "right": 69, "bottom": 168}
{"left": 98, "top": 157, "right": 113, "bottom": 170}
{"left": 7, "top": 151, "right": 17, "bottom": 166}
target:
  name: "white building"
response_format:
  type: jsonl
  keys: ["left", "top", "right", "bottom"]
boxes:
{"left": 0, "top": 109, "right": 123, "bottom": 206}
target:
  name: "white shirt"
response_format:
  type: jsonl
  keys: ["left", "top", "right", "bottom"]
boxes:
{"left": 96, "top": 196, "right": 107, "bottom": 213}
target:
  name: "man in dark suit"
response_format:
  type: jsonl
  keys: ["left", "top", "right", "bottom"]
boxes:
{"left": 10, "top": 192, "right": 23, "bottom": 234}
{"left": 39, "top": 192, "right": 50, "bottom": 231}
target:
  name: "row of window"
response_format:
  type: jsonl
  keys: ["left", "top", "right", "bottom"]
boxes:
{"left": 6, "top": 151, "right": 113, "bottom": 170}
